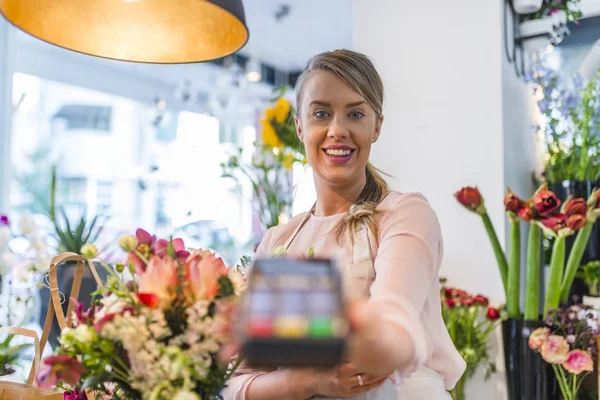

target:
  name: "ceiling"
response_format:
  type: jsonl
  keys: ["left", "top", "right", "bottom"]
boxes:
{"left": 238, "top": 0, "right": 353, "bottom": 70}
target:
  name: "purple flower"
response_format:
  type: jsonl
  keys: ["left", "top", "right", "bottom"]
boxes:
{"left": 0, "top": 215, "right": 9, "bottom": 227}
{"left": 35, "top": 355, "right": 84, "bottom": 390}
{"left": 64, "top": 391, "right": 88, "bottom": 400}
{"left": 538, "top": 99, "right": 550, "bottom": 113}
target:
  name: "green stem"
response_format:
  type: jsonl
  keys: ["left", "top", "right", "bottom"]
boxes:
{"left": 508, "top": 218, "right": 521, "bottom": 318}
{"left": 525, "top": 224, "right": 542, "bottom": 320}
{"left": 544, "top": 235, "right": 567, "bottom": 317}
{"left": 481, "top": 213, "right": 509, "bottom": 294}
{"left": 560, "top": 223, "right": 593, "bottom": 302}
{"left": 552, "top": 364, "right": 570, "bottom": 400}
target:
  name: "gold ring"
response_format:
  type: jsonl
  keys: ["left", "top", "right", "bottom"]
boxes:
{"left": 357, "top": 374, "right": 364, "bottom": 387}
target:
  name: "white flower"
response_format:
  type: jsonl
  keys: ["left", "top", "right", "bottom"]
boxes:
{"left": 173, "top": 390, "right": 200, "bottom": 400}
{"left": 18, "top": 214, "right": 38, "bottom": 236}
{"left": 94, "top": 294, "right": 127, "bottom": 321}
{"left": 0, "top": 226, "right": 10, "bottom": 253}
{"left": 75, "top": 324, "right": 97, "bottom": 345}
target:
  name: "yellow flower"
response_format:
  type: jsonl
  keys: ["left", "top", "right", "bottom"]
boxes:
{"left": 261, "top": 119, "right": 283, "bottom": 148}
{"left": 283, "top": 153, "right": 295, "bottom": 170}
{"left": 272, "top": 98, "right": 291, "bottom": 124}
{"left": 265, "top": 106, "right": 277, "bottom": 121}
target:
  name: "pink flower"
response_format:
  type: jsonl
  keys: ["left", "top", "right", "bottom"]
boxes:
{"left": 155, "top": 238, "right": 190, "bottom": 262}
{"left": 562, "top": 350, "right": 594, "bottom": 375}
{"left": 36, "top": 355, "right": 84, "bottom": 389}
{"left": 126, "top": 229, "right": 157, "bottom": 272}
{"left": 529, "top": 327, "right": 550, "bottom": 350}
{"left": 137, "top": 256, "right": 178, "bottom": 309}
{"left": 0, "top": 215, "right": 9, "bottom": 226}
{"left": 186, "top": 250, "right": 228, "bottom": 300}
{"left": 540, "top": 335, "right": 570, "bottom": 364}
{"left": 64, "top": 390, "right": 88, "bottom": 400}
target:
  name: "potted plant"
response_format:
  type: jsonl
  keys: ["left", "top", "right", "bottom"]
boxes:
{"left": 455, "top": 183, "right": 599, "bottom": 399}
{"left": 440, "top": 281, "right": 501, "bottom": 400}
{"left": 576, "top": 260, "right": 600, "bottom": 309}
{"left": 517, "top": 1, "right": 582, "bottom": 51}
{"left": 0, "top": 333, "right": 33, "bottom": 381}
{"left": 221, "top": 88, "right": 306, "bottom": 236}
{"left": 37, "top": 166, "right": 108, "bottom": 349}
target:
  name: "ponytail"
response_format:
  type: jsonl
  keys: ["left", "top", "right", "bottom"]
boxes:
{"left": 336, "top": 162, "right": 390, "bottom": 245}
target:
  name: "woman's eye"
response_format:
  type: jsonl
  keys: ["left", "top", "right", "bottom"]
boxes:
{"left": 349, "top": 110, "right": 365, "bottom": 119}
{"left": 314, "top": 110, "right": 329, "bottom": 119}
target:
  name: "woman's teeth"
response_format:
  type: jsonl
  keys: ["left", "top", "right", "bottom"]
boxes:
{"left": 325, "top": 149, "right": 352, "bottom": 156}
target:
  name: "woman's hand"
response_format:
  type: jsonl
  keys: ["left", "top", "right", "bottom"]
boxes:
{"left": 346, "top": 301, "right": 414, "bottom": 377}
{"left": 313, "top": 362, "right": 388, "bottom": 398}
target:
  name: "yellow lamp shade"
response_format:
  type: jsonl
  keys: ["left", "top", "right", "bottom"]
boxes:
{"left": 0, "top": 0, "right": 249, "bottom": 64}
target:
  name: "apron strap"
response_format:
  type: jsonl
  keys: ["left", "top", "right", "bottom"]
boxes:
{"left": 353, "top": 226, "right": 373, "bottom": 264}
{"left": 283, "top": 203, "right": 315, "bottom": 251}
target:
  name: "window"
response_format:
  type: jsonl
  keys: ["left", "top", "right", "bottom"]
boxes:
{"left": 10, "top": 73, "right": 255, "bottom": 266}
{"left": 53, "top": 105, "right": 112, "bottom": 132}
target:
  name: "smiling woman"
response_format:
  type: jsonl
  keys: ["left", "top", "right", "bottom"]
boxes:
{"left": 225, "top": 50, "right": 465, "bottom": 400}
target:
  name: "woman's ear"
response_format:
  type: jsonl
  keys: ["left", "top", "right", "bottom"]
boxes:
{"left": 295, "top": 115, "right": 303, "bottom": 142}
{"left": 372, "top": 114, "right": 384, "bottom": 143}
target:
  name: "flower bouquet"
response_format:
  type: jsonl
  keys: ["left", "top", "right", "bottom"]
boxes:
{"left": 528, "top": 304, "right": 598, "bottom": 400}
{"left": 35, "top": 229, "right": 248, "bottom": 400}
{"left": 440, "top": 282, "right": 501, "bottom": 400}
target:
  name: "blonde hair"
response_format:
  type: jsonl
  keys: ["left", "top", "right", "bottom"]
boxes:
{"left": 295, "top": 49, "right": 390, "bottom": 244}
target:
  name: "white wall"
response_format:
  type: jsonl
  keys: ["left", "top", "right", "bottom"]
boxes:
{"left": 353, "top": 1, "right": 539, "bottom": 398}
{"left": 353, "top": 0, "right": 507, "bottom": 304}
{"left": 0, "top": 18, "right": 15, "bottom": 214}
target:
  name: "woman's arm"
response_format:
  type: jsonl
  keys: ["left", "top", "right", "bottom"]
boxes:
{"left": 242, "top": 369, "right": 317, "bottom": 400}
{"left": 353, "top": 194, "right": 442, "bottom": 376}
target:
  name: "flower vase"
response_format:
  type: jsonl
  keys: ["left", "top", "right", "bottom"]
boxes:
{"left": 502, "top": 319, "right": 560, "bottom": 399}
{"left": 449, "top": 373, "right": 466, "bottom": 400}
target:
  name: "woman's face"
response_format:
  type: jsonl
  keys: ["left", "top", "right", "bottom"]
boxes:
{"left": 295, "top": 70, "right": 383, "bottom": 189}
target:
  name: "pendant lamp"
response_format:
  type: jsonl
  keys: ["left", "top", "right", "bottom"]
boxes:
{"left": 0, "top": 0, "right": 249, "bottom": 64}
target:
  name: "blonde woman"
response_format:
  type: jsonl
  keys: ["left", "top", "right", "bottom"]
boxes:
{"left": 225, "top": 49, "right": 465, "bottom": 400}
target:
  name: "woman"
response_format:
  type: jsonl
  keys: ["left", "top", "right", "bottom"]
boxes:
{"left": 225, "top": 49, "right": 465, "bottom": 399}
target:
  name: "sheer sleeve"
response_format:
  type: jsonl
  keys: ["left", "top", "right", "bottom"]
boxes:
{"left": 369, "top": 194, "right": 442, "bottom": 380}
{"left": 223, "top": 227, "right": 277, "bottom": 400}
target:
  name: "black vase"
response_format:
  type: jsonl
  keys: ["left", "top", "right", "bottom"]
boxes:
{"left": 502, "top": 319, "right": 560, "bottom": 400}
{"left": 37, "top": 261, "right": 108, "bottom": 349}
{"left": 548, "top": 180, "right": 600, "bottom": 302}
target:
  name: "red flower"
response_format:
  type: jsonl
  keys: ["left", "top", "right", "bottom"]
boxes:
{"left": 533, "top": 190, "right": 561, "bottom": 216}
{"left": 518, "top": 206, "right": 534, "bottom": 222}
{"left": 487, "top": 307, "right": 500, "bottom": 321}
{"left": 455, "top": 187, "right": 483, "bottom": 213}
{"left": 460, "top": 297, "right": 475, "bottom": 307}
{"left": 444, "top": 288, "right": 453, "bottom": 298}
{"left": 136, "top": 293, "right": 160, "bottom": 309}
{"left": 564, "top": 198, "right": 588, "bottom": 217}
{"left": 504, "top": 192, "right": 521, "bottom": 213}
{"left": 566, "top": 214, "right": 587, "bottom": 231}
{"left": 452, "top": 289, "right": 468, "bottom": 298}
{"left": 541, "top": 214, "right": 567, "bottom": 233}
{"left": 444, "top": 299, "right": 456, "bottom": 308}
{"left": 474, "top": 295, "right": 489, "bottom": 307}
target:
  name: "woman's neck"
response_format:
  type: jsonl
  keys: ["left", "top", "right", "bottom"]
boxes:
{"left": 312, "top": 173, "right": 366, "bottom": 217}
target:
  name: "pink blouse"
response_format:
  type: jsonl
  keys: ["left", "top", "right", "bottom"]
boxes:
{"left": 225, "top": 192, "right": 465, "bottom": 399}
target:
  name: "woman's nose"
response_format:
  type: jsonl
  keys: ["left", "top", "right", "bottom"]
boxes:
{"left": 328, "top": 117, "right": 349, "bottom": 140}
